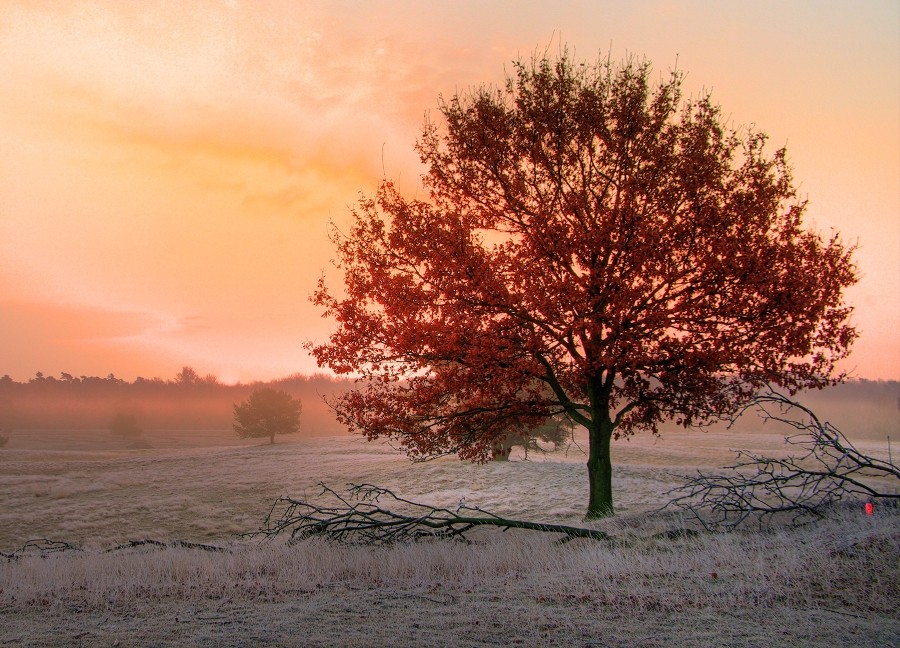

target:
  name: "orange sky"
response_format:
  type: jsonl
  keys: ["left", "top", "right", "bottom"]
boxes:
{"left": 1, "top": 1, "right": 898, "bottom": 382}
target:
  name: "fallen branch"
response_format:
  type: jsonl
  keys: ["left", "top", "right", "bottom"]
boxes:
{"left": 246, "top": 483, "right": 612, "bottom": 544}
{"left": 664, "top": 389, "right": 900, "bottom": 530}
{"left": 106, "top": 539, "right": 226, "bottom": 553}
{"left": 2, "top": 538, "right": 226, "bottom": 561}
{"left": 1, "top": 538, "right": 80, "bottom": 561}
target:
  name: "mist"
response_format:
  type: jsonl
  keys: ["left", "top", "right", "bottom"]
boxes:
{"left": 0, "top": 369, "right": 353, "bottom": 442}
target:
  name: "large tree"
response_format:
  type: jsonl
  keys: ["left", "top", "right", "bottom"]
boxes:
{"left": 309, "top": 53, "right": 857, "bottom": 518}
{"left": 233, "top": 388, "right": 302, "bottom": 445}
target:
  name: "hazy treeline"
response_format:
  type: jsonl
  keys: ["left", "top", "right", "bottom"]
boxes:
{"left": 0, "top": 370, "right": 896, "bottom": 441}
{"left": 713, "top": 378, "right": 899, "bottom": 442}
{"left": 0, "top": 368, "right": 353, "bottom": 436}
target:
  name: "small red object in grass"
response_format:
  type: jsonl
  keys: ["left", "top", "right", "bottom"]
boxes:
{"left": 865, "top": 501, "right": 874, "bottom": 516}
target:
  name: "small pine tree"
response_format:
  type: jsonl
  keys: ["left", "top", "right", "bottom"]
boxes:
{"left": 233, "top": 388, "right": 302, "bottom": 444}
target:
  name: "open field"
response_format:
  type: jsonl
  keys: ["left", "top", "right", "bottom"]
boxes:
{"left": 1, "top": 424, "right": 898, "bottom": 646}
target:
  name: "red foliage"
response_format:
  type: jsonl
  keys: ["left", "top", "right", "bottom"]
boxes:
{"left": 308, "top": 53, "right": 857, "bottom": 516}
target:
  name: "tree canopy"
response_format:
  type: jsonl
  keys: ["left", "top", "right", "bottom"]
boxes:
{"left": 309, "top": 52, "right": 857, "bottom": 518}
{"left": 233, "top": 388, "right": 302, "bottom": 445}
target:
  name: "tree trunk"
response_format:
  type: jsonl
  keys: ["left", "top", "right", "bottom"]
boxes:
{"left": 491, "top": 438, "right": 512, "bottom": 461}
{"left": 270, "top": 431, "right": 275, "bottom": 445}
{"left": 585, "top": 417, "right": 614, "bottom": 518}
{"left": 585, "top": 375, "right": 615, "bottom": 519}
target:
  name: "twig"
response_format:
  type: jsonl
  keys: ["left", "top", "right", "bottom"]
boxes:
{"left": 818, "top": 607, "right": 868, "bottom": 619}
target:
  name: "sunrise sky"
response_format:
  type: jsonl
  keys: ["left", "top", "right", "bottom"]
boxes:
{"left": 1, "top": 1, "right": 898, "bottom": 383}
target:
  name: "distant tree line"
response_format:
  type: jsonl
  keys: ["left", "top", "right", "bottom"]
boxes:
{"left": 0, "top": 368, "right": 352, "bottom": 434}
{"left": 0, "top": 370, "right": 895, "bottom": 449}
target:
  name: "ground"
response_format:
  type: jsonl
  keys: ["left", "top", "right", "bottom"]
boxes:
{"left": 1, "top": 424, "right": 897, "bottom": 646}
{"left": 3, "top": 595, "right": 897, "bottom": 647}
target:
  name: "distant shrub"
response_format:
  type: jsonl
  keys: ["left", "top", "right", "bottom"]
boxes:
{"left": 109, "top": 412, "right": 142, "bottom": 438}
{"left": 233, "top": 388, "right": 302, "bottom": 445}
{"left": 0, "top": 433, "right": 7, "bottom": 448}
{"left": 491, "top": 416, "right": 573, "bottom": 461}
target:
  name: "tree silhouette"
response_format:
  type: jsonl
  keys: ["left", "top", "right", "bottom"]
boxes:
{"left": 108, "top": 412, "right": 142, "bottom": 438}
{"left": 175, "top": 366, "right": 200, "bottom": 386}
{"left": 314, "top": 52, "right": 857, "bottom": 518}
{"left": 233, "top": 388, "right": 302, "bottom": 445}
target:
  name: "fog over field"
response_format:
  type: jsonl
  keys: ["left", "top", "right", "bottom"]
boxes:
{"left": 1, "top": 382, "right": 898, "bottom": 647}
{"left": 1, "top": 379, "right": 896, "bottom": 547}
{"left": 2, "top": 1, "right": 897, "bottom": 644}
{"left": 0, "top": 428, "right": 776, "bottom": 547}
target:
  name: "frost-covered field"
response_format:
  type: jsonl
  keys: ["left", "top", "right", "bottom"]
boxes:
{"left": 0, "top": 426, "right": 797, "bottom": 547}
{"left": 1, "top": 428, "right": 898, "bottom": 647}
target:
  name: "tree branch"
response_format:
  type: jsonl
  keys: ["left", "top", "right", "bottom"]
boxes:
{"left": 1, "top": 538, "right": 226, "bottom": 561}
{"left": 662, "top": 389, "right": 900, "bottom": 530}
{"left": 1, "top": 538, "right": 80, "bottom": 561}
{"left": 245, "top": 483, "right": 612, "bottom": 544}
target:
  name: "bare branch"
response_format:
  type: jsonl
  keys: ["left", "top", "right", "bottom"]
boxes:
{"left": 2, "top": 538, "right": 227, "bottom": 561}
{"left": 106, "top": 539, "right": 226, "bottom": 553}
{"left": 245, "top": 483, "right": 612, "bottom": 544}
{"left": 1, "top": 538, "right": 80, "bottom": 562}
{"left": 663, "top": 389, "right": 900, "bottom": 530}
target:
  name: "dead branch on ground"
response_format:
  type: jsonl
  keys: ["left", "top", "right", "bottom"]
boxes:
{"left": 2, "top": 538, "right": 226, "bottom": 561}
{"left": 664, "top": 390, "right": 900, "bottom": 530}
{"left": 106, "top": 539, "right": 226, "bottom": 553}
{"left": 246, "top": 483, "right": 612, "bottom": 544}
{"left": 1, "top": 538, "right": 81, "bottom": 561}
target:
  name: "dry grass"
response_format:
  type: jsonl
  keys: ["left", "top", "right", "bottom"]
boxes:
{"left": 2, "top": 505, "right": 897, "bottom": 611}
{"left": 1, "top": 507, "right": 897, "bottom": 647}
{"left": 1, "top": 427, "right": 898, "bottom": 646}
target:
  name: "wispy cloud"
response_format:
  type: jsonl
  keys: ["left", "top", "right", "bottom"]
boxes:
{"left": 0, "top": 1, "right": 896, "bottom": 380}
